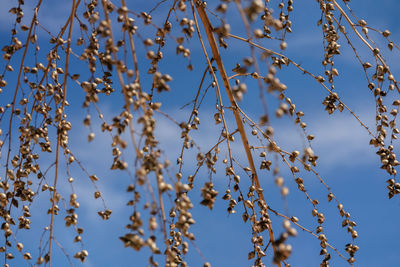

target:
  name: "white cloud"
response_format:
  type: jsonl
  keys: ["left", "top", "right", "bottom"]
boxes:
{"left": 68, "top": 103, "right": 378, "bottom": 180}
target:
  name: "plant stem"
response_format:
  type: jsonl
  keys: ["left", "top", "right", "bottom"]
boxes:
{"left": 194, "top": 2, "right": 281, "bottom": 265}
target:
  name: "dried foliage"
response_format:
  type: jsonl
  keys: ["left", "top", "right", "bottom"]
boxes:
{"left": 0, "top": 0, "right": 399, "bottom": 266}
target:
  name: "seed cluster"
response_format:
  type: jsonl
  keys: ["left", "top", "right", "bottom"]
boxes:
{"left": 0, "top": 0, "right": 398, "bottom": 266}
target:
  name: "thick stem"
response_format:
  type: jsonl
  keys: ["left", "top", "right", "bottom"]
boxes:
{"left": 194, "top": 2, "right": 280, "bottom": 265}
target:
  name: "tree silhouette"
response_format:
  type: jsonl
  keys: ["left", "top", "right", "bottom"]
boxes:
{"left": 0, "top": 0, "right": 399, "bottom": 266}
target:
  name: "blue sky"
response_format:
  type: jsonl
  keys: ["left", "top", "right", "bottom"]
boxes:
{"left": 1, "top": 0, "right": 400, "bottom": 266}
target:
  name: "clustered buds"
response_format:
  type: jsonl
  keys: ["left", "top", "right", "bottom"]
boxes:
{"left": 0, "top": 0, "right": 397, "bottom": 266}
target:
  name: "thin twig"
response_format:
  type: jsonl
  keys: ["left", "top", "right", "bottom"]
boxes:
{"left": 49, "top": 1, "right": 78, "bottom": 265}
